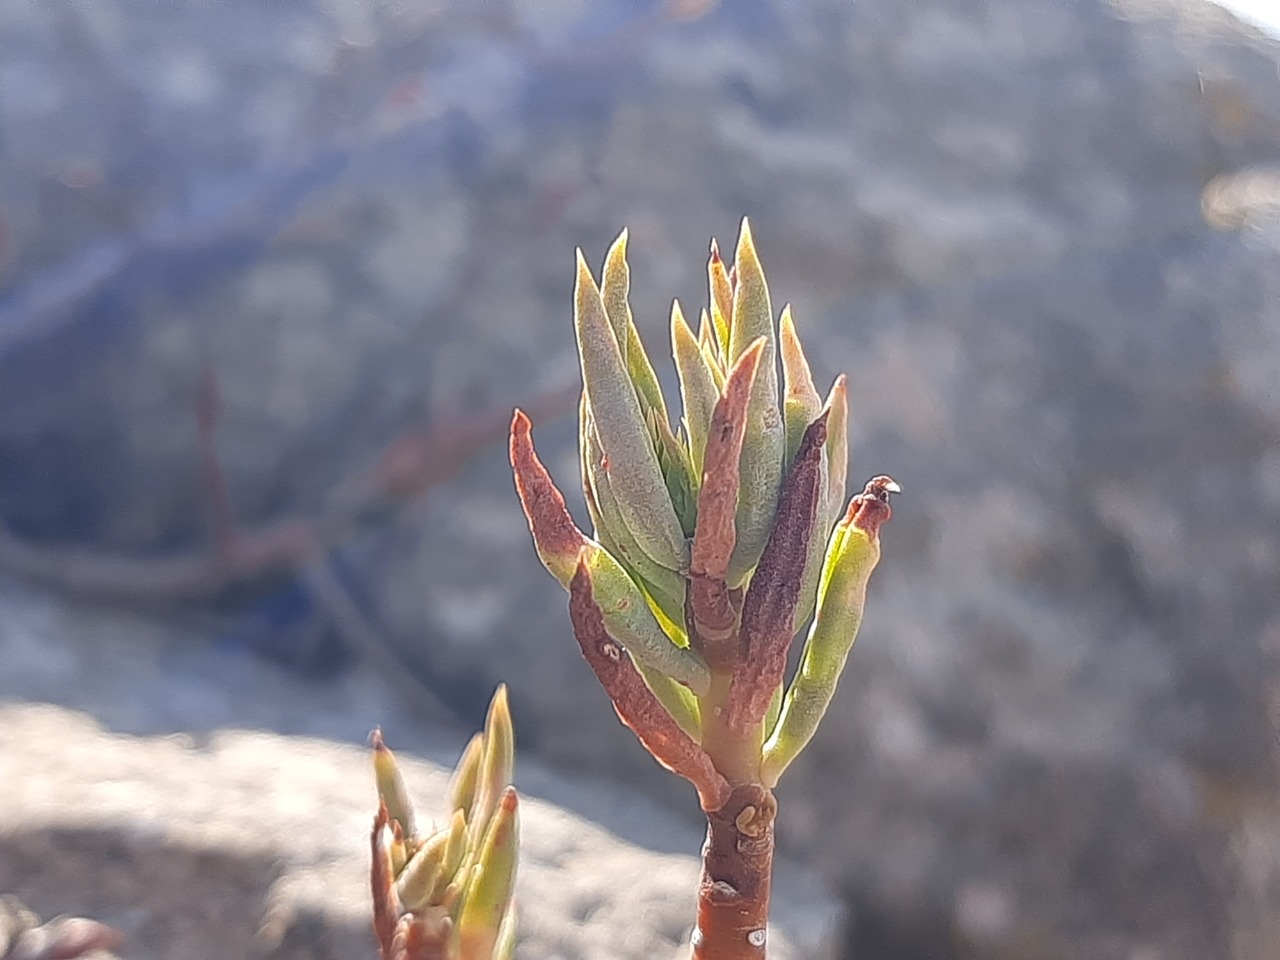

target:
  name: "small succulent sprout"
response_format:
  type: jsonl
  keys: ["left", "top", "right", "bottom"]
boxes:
{"left": 371, "top": 687, "right": 519, "bottom": 960}
{"left": 761, "top": 476, "right": 900, "bottom": 787}
{"left": 512, "top": 222, "right": 895, "bottom": 959}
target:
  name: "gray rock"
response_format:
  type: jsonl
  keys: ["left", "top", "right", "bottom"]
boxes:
{"left": 2, "top": 1, "right": 1279, "bottom": 958}
{"left": 0, "top": 580, "right": 838, "bottom": 960}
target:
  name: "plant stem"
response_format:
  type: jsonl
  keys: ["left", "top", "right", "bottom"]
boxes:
{"left": 694, "top": 665, "right": 774, "bottom": 958}
{"left": 693, "top": 783, "right": 776, "bottom": 959}
{"left": 699, "top": 667, "right": 762, "bottom": 786}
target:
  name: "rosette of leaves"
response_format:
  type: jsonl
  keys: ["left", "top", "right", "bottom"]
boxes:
{"left": 370, "top": 687, "right": 518, "bottom": 960}
{"left": 511, "top": 220, "right": 897, "bottom": 959}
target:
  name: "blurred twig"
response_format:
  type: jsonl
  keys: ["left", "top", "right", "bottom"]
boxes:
{"left": 0, "top": 381, "right": 576, "bottom": 605}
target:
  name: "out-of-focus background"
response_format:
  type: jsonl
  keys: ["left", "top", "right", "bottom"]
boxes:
{"left": 2, "top": 0, "right": 1279, "bottom": 958}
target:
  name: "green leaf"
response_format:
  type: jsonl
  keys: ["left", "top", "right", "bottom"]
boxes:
{"left": 469, "top": 686, "right": 514, "bottom": 850}
{"left": 456, "top": 787, "right": 519, "bottom": 960}
{"left": 492, "top": 902, "right": 518, "bottom": 960}
{"left": 448, "top": 733, "right": 484, "bottom": 823}
{"left": 601, "top": 229, "right": 631, "bottom": 364}
{"left": 372, "top": 730, "right": 416, "bottom": 838}
{"left": 726, "top": 219, "right": 785, "bottom": 587}
{"left": 636, "top": 659, "right": 703, "bottom": 741}
{"left": 671, "top": 300, "right": 721, "bottom": 481}
{"left": 779, "top": 305, "right": 823, "bottom": 470}
{"left": 575, "top": 251, "right": 688, "bottom": 572}
{"left": 581, "top": 397, "right": 688, "bottom": 623}
{"left": 823, "top": 375, "right": 849, "bottom": 532}
{"left": 707, "top": 237, "right": 732, "bottom": 360}
{"left": 395, "top": 827, "right": 450, "bottom": 910}
{"left": 583, "top": 543, "right": 711, "bottom": 695}
{"left": 648, "top": 405, "right": 698, "bottom": 537}
{"left": 760, "top": 498, "right": 883, "bottom": 787}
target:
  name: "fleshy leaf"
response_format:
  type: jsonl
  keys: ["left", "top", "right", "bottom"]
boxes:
{"left": 688, "top": 339, "right": 764, "bottom": 663}
{"left": 697, "top": 309, "right": 727, "bottom": 389}
{"left": 672, "top": 300, "right": 721, "bottom": 481}
{"left": 581, "top": 543, "right": 710, "bottom": 695}
{"left": 448, "top": 734, "right": 484, "bottom": 823}
{"left": 708, "top": 238, "right": 732, "bottom": 360}
{"left": 373, "top": 729, "right": 417, "bottom": 839}
{"left": 574, "top": 251, "right": 688, "bottom": 571}
{"left": 470, "top": 685, "right": 515, "bottom": 849}
{"left": 510, "top": 408, "right": 591, "bottom": 586}
{"left": 581, "top": 400, "right": 687, "bottom": 624}
{"left": 726, "top": 218, "right": 785, "bottom": 587}
{"left": 823, "top": 375, "right": 849, "bottom": 532}
{"left": 569, "top": 556, "right": 732, "bottom": 812}
{"left": 456, "top": 786, "right": 519, "bottom": 960}
{"left": 690, "top": 339, "right": 764, "bottom": 582}
{"left": 760, "top": 476, "right": 898, "bottom": 786}
{"left": 636, "top": 659, "right": 703, "bottom": 741}
{"left": 396, "top": 828, "right": 451, "bottom": 910}
{"left": 601, "top": 228, "right": 631, "bottom": 363}
{"left": 728, "top": 413, "right": 827, "bottom": 734}
{"left": 371, "top": 804, "right": 402, "bottom": 956}
{"left": 434, "top": 810, "right": 469, "bottom": 903}
{"left": 625, "top": 319, "right": 671, "bottom": 427}
{"left": 492, "top": 902, "right": 518, "bottom": 960}
{"left": 647, "top": 405, "right": 698, "bottom": 537}
{"left": 779, "top": 305, "right": 823, "bottom": 470}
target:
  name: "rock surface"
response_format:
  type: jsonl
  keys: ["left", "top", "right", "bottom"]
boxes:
{"left": 2, "top": 1, "right": 1280, "bottom": 959}
{"left": 0, "top": 581, "right": 837, "bottom": 960}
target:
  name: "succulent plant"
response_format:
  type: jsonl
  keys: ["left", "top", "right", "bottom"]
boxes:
{"left": 511, "top": 220, "right": 897, "bottom": 958}
{"left": 370, "top": 686, "right": 518, "bottom": 960}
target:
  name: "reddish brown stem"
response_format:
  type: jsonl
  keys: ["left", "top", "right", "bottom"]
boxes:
{"left": 693, "top": 784, "right": 776, "bottom": 960}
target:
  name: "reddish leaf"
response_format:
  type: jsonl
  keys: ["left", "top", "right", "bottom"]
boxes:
{"left": 371, "top": 803, "right": 401, "bottom": 958}
{"left": 569, "top": 557, "right": 731, "bottom": 812}
{"left": 510, "top": 409, "right": 591, "bottom": 584}
{"left": 728, "top": 414, "right": 827, "bottom": 733}
{"left": 691, "top": 338, "right": 763, "bottom": 581}
{"left": 688, "top": 339, "right": 763, "bottom": 663}
{"left": 849, "top": 475, "right": 900, "bottom": 540}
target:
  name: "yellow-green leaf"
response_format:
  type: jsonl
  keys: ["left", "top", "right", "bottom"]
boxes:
{"left": 575, "top": 251, "right": 687, "bottom": 572}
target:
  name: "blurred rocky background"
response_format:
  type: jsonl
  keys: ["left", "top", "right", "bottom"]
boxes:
{"left": 2, "top": 0, "right": 1279, "bottom": 958}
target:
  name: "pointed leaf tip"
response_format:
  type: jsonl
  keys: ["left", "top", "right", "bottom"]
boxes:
{"left": 510, "top": 409, "right": 591, "bottom": 585}
{"left": 849, "top": 475, "right": 900, "bottom": 540}
{"left": 574, "top": 238, "right": 687, "bottom": 571}
{"left": 602, "top": 229, "right": 633, "bottom": 358}
{"left": 373, "top": 731, "right": 417, "bottom": 838}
